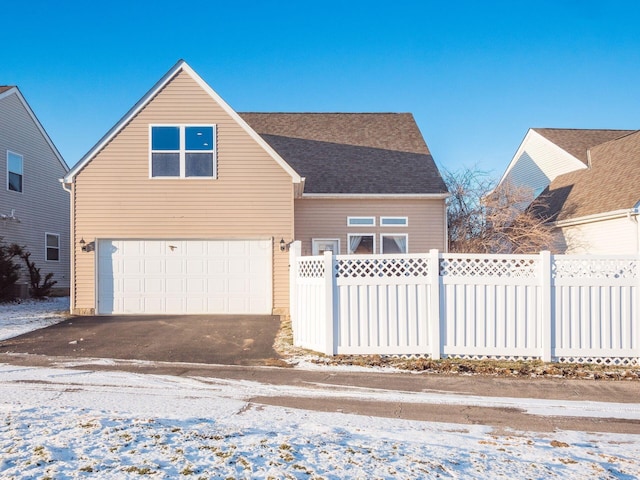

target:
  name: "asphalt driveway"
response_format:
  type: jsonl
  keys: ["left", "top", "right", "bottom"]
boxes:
{"left": 0, "top": 314, "right": 282, "bottom": 366}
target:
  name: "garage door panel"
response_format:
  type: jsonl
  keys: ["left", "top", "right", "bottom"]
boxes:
{"left": 165, "top": 259, "right": 183, "bottom": 275}
{"left": 186, "top": 259, "right": 205, "bottom": 275}
{"left": 98, "top": 239, "right": 272, "bottom": 314}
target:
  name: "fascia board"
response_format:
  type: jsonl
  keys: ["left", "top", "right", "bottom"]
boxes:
{"left": 552, "top": 209, "right": 636, "bottom": 228}
{"left": 1, "top": 87, "right": 69, "bottom": 172}
{"left": 180, "top": 63, "right": 301, "bottom": 184}
{"left": 301, "top": 193, "right": 450, "bottom": 199}
{"left": 64, "top": 60, "right": 302, "bottom": 184}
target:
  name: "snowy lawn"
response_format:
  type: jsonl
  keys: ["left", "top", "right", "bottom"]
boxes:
{"left": 1, "top": 298, "right": 639, "bottom": 478}
{"left": 0, "top": 296, "right": 70, "bottom": 341}
{"left": 1, "top": 365, "right": 639, "bottom": 479}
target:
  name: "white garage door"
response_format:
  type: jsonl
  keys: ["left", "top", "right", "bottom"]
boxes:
{"left": 97, "top": 239, "right": 272, "bottom": 314}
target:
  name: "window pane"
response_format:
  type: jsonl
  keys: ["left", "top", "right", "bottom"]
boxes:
{"left": 151, "top": 153, "right": 180, "bottom": 177}
{"left": 352, "top": 235, "right": 374, "bottom": 254}
{"left": 46, "top": 234, "right": 59, "bottom": 248}
{"left": 185, "top": 153, "right": 214, "bottom": 177}
{"left": 8, "top": 153, "right": 23, "bottom": 174}
{"left": 152, "top": 126, "right": 180, "bottom": 150}
{"left": 381, "top": 217, "right": 407, "bottom": 226}
{"left": 382, "top": 235, "right": 407, "bottom": 254}
{"left": 185, "top": 126, "right": 214, "bottom": 150}
{"left": 8, "top": 172, "right": 22, "bottom": 192}
{"left": 47, "top": 247, "right": 59, "bottom": 261}
{"left": 348, "top": 217, "right": 374, "bottom": 226}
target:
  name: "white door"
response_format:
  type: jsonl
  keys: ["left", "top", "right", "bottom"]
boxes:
{"left": 97, "top": 239, "right": 272, "bottom": 314}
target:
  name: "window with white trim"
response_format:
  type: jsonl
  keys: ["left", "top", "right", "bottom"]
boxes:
{"left": 312, "top": 238, "right": 340, "bottom": 255}
{"left": 45, "top": 233, "right": 60, "bottom": 261}
{"left": 381, "top": 234, "right": 408, "bottom": 254}
{"left": 348, "top": 234, "right": 375, "bottom": 254}
{"left": 347, "top": 216, "right": 375, "bottom": 227}
{"left": 150, "top": 125, "right": 216, "bottom": 178}
{"left": 7, "top": 151, "right": 23, "bottom": 192}
{"left": 380, "top": 216, "right": 408, "bottom": 227}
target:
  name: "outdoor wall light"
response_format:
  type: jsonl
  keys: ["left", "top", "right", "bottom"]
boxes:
{"left": 79, "top": 238, "right": 87, "bottom": 252}
{"left": 279, "top": 238, "right": 286, "bottom": 252}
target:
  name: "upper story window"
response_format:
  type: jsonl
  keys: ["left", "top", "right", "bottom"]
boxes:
{"left": 380, "top": 216, "right": 408, "bottom": 227}
{"left": 45, "top": 233, "right": 60, "bottom": 261}
{"left": 7, "top": 151, "right": 23, "bottom": 192}
{"left": 150, "top": 125, "right": 216, "bottom": 178}
{"left": 347, "top": 216, "right": 375, "bottom": 227}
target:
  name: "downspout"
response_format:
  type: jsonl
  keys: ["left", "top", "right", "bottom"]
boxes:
{"left": 60, "top": 179, "right": 74, "bottom": 314}
{"left": 626, "top": 203, "right": 640, "bottom": 254}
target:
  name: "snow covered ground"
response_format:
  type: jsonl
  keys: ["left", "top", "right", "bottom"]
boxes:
{"left": 1, "top": 299, "right": 640, "bottom": 478}
{"left": 0, "top": 296, "right": 69, "bottom": 341}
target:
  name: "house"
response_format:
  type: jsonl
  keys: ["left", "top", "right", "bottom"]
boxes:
{"left": 0, "top": 86, "right": 70, "bottom": 295}
{"left": 62, "top": 60, "right": 448, "bottom": 316}
{"left": 499, "top": 128, "right": 640, "bottom": 253}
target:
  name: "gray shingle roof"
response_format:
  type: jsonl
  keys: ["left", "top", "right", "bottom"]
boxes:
{"left": 0, "top": 86, "right": 15, "bottom": 94}
{"left": 538, "top": 130, "right": 640, "bottom": 221}
{"left": 239, "top": 113, "right": 447, "bottom": 194}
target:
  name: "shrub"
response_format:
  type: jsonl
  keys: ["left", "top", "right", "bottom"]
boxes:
{"left": 19, "top": 250, "right": 57, "bottom": 299}
{"left": 0, "top": 240, "right": 23, "bottom": 302}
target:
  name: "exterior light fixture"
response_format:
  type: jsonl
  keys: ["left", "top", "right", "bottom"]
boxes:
{"left": 280, "top": 238, "right": 286, "bottom": 252}
{"left": 79, "top": 238, "right": 87, "bottom": 252}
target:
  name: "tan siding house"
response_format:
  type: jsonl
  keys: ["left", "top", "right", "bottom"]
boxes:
{"left": 64, "top": 61, "right": 447, "bottom": 316}
{"left": 0, "top": 86, "right": 69, "bottom": 294}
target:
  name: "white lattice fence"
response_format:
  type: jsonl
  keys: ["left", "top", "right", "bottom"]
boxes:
{"left": 290, "top": 252, "right": 331, "bottom": 353}
{"left": 335, "top": 254, "right": 433, "bottom": 354}
{"left": 290, "top": 245, "right": 640, "bottom": 364}
{"left": 552, "top": 256, "right": 640, "bottom": 364}
{"left": 440, "top": 254, "right": 543, "bottom": 359}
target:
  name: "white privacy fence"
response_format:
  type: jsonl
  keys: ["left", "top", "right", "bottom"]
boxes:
{"left": 289, "top": 242, "right": 640, "bottom": 365}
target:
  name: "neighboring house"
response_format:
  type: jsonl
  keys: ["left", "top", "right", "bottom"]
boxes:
{"left": 0, "top": 86, "right": 70, "bottom": 295}
{"left": 499, "top": 128, "right": 640, "bottom": 253}
{"left": 62, "top": 61, "right": 448, "bottom": 316}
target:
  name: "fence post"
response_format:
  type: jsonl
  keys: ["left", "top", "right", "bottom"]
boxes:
{"left": 323, "top": 250, "right": 336, "bottom": 356}
{"left": 540, "top": 250, "right": 552, "bottom": 363}
{"left": 429, "top": 249, "right": 441, "bottom": 360}
{"left": 289, "top": 241, "right": 301, "bottom": 345}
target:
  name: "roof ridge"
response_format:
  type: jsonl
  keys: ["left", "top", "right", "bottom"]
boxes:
{"left": 588, "top": 129, "right": 640, "bottom": 151}
{"left": 533, "top": 127, "right": 635, "bottom": 132}
{"left": 239, "top": 112, "right": 410, "bottom": 115}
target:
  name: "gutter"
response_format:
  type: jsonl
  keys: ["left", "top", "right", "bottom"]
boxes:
{"left": 552, "top": 207, "right": 640, "bottom": 228}
{"left": 301, "top": 193, "right": 450, "bottom": 200}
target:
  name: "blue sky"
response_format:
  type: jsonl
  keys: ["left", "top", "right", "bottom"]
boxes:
{"left": 3, "top": 1, "right": 640, "bottom": 177}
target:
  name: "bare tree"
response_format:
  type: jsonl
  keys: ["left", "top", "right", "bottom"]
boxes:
{"left": 444, "top": 167, "right": 558, "bottom": 254}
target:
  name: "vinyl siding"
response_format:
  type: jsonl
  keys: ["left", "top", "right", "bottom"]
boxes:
{"left": 72, "top": 71, "right": 294, "bottom": 314}
{"left": 503, "top": 130, "right": 587, "bottom": 195}
{"left": 556, "top": 216, "right": 639, "bottom": 254}
{"left": 294, "top": 198, "right": 447, "bottom": 255}
{"left": 0, "top": 91, "right": 70, "bottom": 289}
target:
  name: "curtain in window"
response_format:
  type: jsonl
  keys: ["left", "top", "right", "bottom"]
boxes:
{"left": 393, "top": 236, "right": 407, "bottom": 253}
{"left": 349, "top": 235, "right": 363, "bottom": 254}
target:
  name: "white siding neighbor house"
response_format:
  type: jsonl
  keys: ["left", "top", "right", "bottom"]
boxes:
{"left": 0, "top": 86, "right": 70, "bottom": 294}
{"left": 499, "top": 128, "right": 640, "bottom": 254}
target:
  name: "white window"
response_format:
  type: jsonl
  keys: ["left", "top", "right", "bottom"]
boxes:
{"left": 7, "top": 151, "right": 23, "bottom": 192}
{"left": 348, "top": 234, "right": 375, "bottom": 254}
{"left": 312, "top": 238, "right": 340, "bottom": 255}
{"left": 380, "top": 216, "right": 408, "bottom": 227}
{"left": 45, "top": 233, "right": 60, "bottom": 261}
{"left": 381, "top": 234, "right": 408, "bottom": 254}
{"left": 347, "top": 216, "right": 375, "bottom": 227}
{"left": 150, "top": 125, "right": 216, "bottom": 178}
